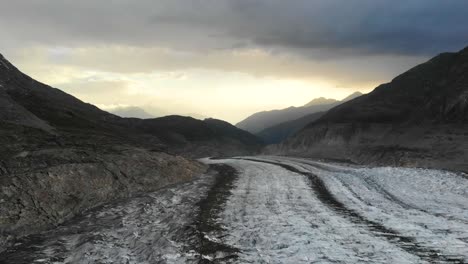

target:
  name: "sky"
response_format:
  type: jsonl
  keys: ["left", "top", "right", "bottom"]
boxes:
{"left": 1, "top": 1, "right": 468, "bottom": 123}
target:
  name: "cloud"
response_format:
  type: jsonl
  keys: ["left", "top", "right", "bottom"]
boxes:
{"left": 1, "top": 0, "right": 467, "bottom": 122}
{"left": 59, "top": 80, "right": 129, "bottom": 97}
{"left": 3, "top": 1, "right": 467, "bottom": 82}
{"left": 10, "top": 45, "right": 427, "bottom": 88}
{"left": 1, "top": 0, "right": 467, "bottom": 56}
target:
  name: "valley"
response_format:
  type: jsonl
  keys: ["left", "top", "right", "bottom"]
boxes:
{"left": 1, "top": 157, "right": 466, "bottom": 263}
{"left": 1, "top": 7, "right": 468, "bottom": 262}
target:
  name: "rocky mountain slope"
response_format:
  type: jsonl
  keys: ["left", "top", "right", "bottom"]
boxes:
{"left": 0, "top": 53, "right": 260, "bottom": 250}
{"left": 270, "top": 46, "right": 468, "bottom": 172}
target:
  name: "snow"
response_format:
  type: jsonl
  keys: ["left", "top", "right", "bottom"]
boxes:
{"left": 206, "top": 159, "right": 423, "bottom": 263}
{"left": 3, "top": 156, "right": 467, "bottom": 263}
{"left": 255, "top": 156, "right": 468, "bottom": 263}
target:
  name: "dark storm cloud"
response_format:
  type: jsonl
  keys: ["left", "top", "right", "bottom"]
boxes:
{"left": 226, "top": 0, "right": 468, "bottom": 56}
{"left": 1, "top": 0, "right": 467, "bottom": 56}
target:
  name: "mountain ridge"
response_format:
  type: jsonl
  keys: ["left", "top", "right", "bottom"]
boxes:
{"left": 304, "top": 97, "right": 338, "bottom": 107}
{"left": 253, "top": 92, "right": 363, "bottom": 144}
{"left": 110, "top": 106, "right": 156, "bottom": 119}
{"left": 236, "top": 92, "right": 362, "bottom": 134}
{"left": 269, "top": 46, "right": 468, "bottom": 172}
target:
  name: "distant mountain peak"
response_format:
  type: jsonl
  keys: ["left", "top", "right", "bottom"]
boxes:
{"left": 341, "top": 91, "right": 363, "bottom": 102}
{"left": 110, "top": 106, "right": 155, "bottom": 119}
{"left": 304, "top": 97, "right": 338, "bottom": 107}
{"left": 237, "top": 91, "right": 363, "bottom": 133}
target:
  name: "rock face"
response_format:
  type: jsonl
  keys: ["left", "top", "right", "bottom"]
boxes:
{"left": 0, "top": 53, "right": 258, "bottom": 250}
{"left": 271, "top": 46, "right": 468, "bottom": 172}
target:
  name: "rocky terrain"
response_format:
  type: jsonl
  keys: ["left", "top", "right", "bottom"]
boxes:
{"left": 270, "top": 46, "right": 468, "bottom": 172}
{"left": 0, "top": 53, "right": 260, "bottom": 251}
{"left": 237, "top": 92, "right": 362, "bottom": 134}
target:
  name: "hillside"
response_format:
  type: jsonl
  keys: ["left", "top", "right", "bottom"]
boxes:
{"left": 123, "top": 116, "right": 263, "bottom": 157}
{"left": 0, "top": 53, "right": 260, "bottom": 248}
{"left": 271, "top": 46, "right": 468, "bottom": 172}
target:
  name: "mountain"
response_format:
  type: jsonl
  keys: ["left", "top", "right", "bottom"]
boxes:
{"left": 110, "top": 106, "right": 156, "bottom": 119}
{"left": 256, "top": 111, "right": 326, "bottom": 144}
{"left": 0, "top": 53, "right": 261, "bottom": 248}
{"left": 237, "top": 92, "right": 362, "bottom": 134}
{"left": 184, "top": 113, "right": 208, "bottom": 120}
{"left": 304, "top": 97, "right": 338, "bottom": 107}
{"left": 270, "top": 46, "right": 468, "bottom": 172}
{"left": 123, "top": 116, "right": 263, "bottom": 157}
{"left": 341, "top": 91, "right": 365, "bottom": 102}
{"left": 253, "top": 92, "right": 363, "bottom": 144}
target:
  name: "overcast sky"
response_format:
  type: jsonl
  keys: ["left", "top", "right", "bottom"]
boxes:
{"left": 1, "top": 0, "right": 468, "bottom": 123}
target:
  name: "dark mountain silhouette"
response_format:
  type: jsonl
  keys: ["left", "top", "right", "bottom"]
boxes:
{"left": 270, "top": 46, "right": 468, "bottom": 172}
{"left": 0, "top": 53, "right": 261, "bottom": 247}
{"left": 123, "top": 116, "right": 262, "bottom": 157}
{"left": 237, "top": 92, "right": 362, "bottom": 134}
{"left": 253, "top": 92, "right": 363, "bottom": 144}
